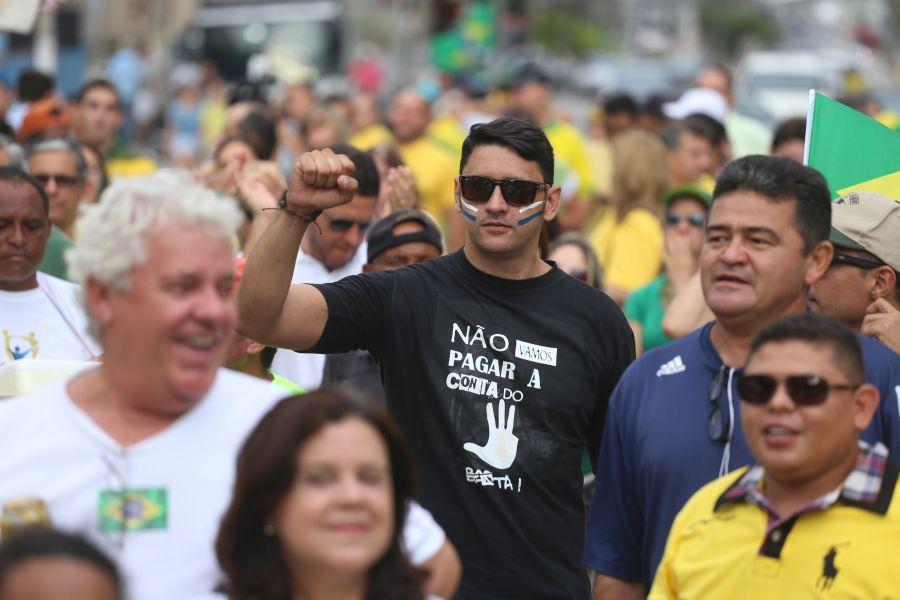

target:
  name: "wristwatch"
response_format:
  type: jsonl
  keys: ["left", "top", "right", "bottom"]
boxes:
{"left": 278, "top": 190, "right": 322, "bottom": 223}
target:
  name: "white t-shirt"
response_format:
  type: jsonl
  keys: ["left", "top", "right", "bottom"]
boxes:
{"left": 0, "top": 369, "right": 285, "bottom": 600}
{"left": 271, "top": 243, "right": 366, "bottom": 390}
{"left": 0, "top": 274, "right": 98, "bottom": 366}
{"left": 0, "top": 367, "right": 446, "bottom": 599}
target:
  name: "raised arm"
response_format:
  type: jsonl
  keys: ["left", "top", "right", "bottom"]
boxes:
{"left": 237, "top": 149, "right": 358, "bottom": 350}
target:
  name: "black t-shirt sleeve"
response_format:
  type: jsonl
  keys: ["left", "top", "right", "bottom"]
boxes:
{"left": 587, "top": 301, "right": 636, "bottom": 471}
{"left": 307, "top": 271, "right": 396, "bottom": 356}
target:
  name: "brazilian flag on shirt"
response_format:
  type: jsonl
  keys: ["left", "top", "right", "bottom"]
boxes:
{"left": 805, "top": 91, "right": 900, "bottom": 201}
{"left": 98, "top": 488, "right": 168, "bottom": 532}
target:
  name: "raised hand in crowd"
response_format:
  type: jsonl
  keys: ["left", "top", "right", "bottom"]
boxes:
{"left": 863, "top": 298, "right": 900, "bottom": 354}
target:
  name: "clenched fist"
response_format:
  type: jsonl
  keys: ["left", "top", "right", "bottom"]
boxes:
{"left": 285, "top": 149, "right": 358, "bottom": 215}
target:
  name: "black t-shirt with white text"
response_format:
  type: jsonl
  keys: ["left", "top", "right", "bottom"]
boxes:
{"left": 309, "top": 249, "right": 635, "bottom": 599}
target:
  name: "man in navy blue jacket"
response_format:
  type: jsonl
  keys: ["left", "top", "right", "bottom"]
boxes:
{"left": 584, "top": 155, "right": 900, "bottom": 599}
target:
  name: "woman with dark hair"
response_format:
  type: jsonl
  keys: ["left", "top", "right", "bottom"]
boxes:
{"left": 216, "top": 390, "right": 429, "bottom": 600}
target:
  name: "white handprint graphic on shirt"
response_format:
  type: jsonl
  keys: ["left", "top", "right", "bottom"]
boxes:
{"left": 464, "top": 400, "right": 519, "bottom": 469}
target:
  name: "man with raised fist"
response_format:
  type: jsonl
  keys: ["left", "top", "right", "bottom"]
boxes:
{"left": 237, "top": 118, "right": 635, "bottom": 599}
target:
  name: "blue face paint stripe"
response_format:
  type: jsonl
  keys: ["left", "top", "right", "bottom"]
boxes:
{"left": 517, "top": 211, "right": 543, "bottom": 225}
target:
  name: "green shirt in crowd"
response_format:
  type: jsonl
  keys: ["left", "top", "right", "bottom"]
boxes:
{"left": 38, "top": 226, "right": 74, "bottom": 280}
{"left": 624, "top": 274, "right": 673, "bottom": 352}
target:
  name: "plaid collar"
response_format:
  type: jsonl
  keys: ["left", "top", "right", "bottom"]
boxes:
{"left": 716, "top": 441, "right": 898, "bottom": 520}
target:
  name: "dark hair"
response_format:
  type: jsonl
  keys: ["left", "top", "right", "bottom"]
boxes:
{"left": 260, "top": 345, "right": 277, "bottom": 371}
{"left": 0, "top": 166, "right": 49, "bottom": 213}
{"left": 771, "top": 117, "right": 807, "bottom": 153}
{"left": 236, "top": 110, "right": 277, "bottom": 160}
{"left": 0, "top": 528, "right": 122, "bottom": 599}
{"left": 641, "top": 94, "right": 670, "bottom": 120}
{"left": 331, "top": 143, "right": 380, "bottom": 198}
{"left": 16, "top": 70, "right": 54, "bottom": 102}
{"left": 747, "top": 313, "right": 864, "bottom": 383}
{"left": 73, "top": 79, "right": 121, "bottom": 109}
{"left": 215, "top": 390, "right": 424, "bottom": 600}
{"left": 460, "top": 117, "right": 554, "bottom": 184}
{"left": 713, "top": 155, "right": 831, "bottom": 253}
{"left": 603, "top": 93, "right": 638, "bottom": 117}
{"left": 684, "top": 113, "right": 727, "bottom": 147}
{"left": 660, "top": 118, "right": 717, "bottom": 150}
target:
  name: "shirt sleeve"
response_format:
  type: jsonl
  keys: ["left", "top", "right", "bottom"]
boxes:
{"left": 586, "top": 304, "right": 636, "bottom": 471}
{"left": 583, "top": 374, "right": 644, "bottom": 582}
{"left": 401, "top": 500, "right": 447, "bottom": 566}
{"left": 307, "top": 271, "right": 396, "bottom": 356}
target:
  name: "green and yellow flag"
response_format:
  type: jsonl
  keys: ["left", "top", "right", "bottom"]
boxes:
{"left": 805, "top": 91, "right": 900, "bottom": 201}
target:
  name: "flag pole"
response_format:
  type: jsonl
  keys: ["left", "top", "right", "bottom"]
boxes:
{"left": 803, "top": 89, "right": 816, "bottom": 166}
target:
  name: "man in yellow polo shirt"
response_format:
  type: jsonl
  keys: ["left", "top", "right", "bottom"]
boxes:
{"left": 385, "top": 88, "right": 458, "bottom": 239}
{"left": 650, "top": 313, "right": 898, "bottom": 599}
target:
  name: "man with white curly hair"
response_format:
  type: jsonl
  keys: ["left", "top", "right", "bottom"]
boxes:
{"left": 0, "top": 169, "right": 285, "bottom": 600}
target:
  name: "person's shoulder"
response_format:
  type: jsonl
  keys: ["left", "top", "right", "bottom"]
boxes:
{"left": 618, "top": 327, "right": 708, "bottom": 384}
{"left": 858, "top": 333, "right": 900, "bottom": 366}
{"left": 38, "top": 272, "right": 81, "bottom": 293}
{"left": 678, "top": 467, "right": 750, "bottom": 521}
{"left": 0, "top": 380, "right": 69, "bottom": 434}
{"left": 208, "top": 369, "right": 288, "bottom": 414}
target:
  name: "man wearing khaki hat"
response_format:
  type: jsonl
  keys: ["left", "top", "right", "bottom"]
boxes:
{"left": 809, "top": 191, "right": 900, "bottom": 352}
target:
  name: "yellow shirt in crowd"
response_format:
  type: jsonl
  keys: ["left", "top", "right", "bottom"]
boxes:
{"left": 650, "top": 465, "right": 900, "bottom": 599}
{"left": 545, "top": 120, "right": 596, "bottom": 199}
{"left": 589, "top": 207, "right": 663, "bottom": 293}
{"left": 397, "top": 136, "right": 458, "bottom": 233}
{"left": 348, "top": 123, "right": 394, "bottom": 151}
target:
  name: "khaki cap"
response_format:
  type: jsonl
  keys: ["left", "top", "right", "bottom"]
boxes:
{"left": 830, "top": 191, "right": 900, "bottom": 271}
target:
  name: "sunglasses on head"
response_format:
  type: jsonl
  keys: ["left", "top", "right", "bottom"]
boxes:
{"left": 33, "top": 173, "right": 81, "bottom": 188}
{"left": 737, "top": 374, "right": 860, "bottom": 406}
{"left": 459, "top": 175, "right": 549, "bottom": 207}
{"left": 322, "top": 216, "right": 372, "bottom": 234}
{"left": 665, "top": 213, "right": 705, "bottom": 228}
{"left": 831, "top": 250, "right": 885, "bottom": 271}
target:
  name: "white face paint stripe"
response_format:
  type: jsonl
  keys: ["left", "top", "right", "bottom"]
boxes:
{"left": 460, "top": 198, "right": 480, "bottom": 214}
{"left": 517, "top": 199, "right": 545, "bottom": 213}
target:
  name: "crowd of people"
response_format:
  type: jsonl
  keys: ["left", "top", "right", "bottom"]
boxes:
{"left": 0, "top": 55, "right": 899, "bottom": 600}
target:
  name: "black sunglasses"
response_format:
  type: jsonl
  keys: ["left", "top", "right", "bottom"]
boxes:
{"left": 831, "top": 251, "right": 885, "bottom": 271}
{"left": 737, "top": 374, "right": 860, "bottom": 406}
{"left": 459, "top": 175, "right": 549, "bottom": 207}
{"left": 665, "top": 213, "right": 705, "bottom": 228}
{"left": 322, "top": 216, "right": 372, "bottom": 234}
{"left": 33, "top": 173, "right": 81, "bottom": 188}
{"left": 708, "top": 365, "right": 729, "bottom": 443}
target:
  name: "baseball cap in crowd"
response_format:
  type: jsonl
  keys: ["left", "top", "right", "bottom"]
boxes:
{"left": 663, "top": 184, "right": 712, "bottom": 208}
{"left": 18, "top": 98, "right": 70, "bottom": 143}
{"left": 663, "top": 88, "right": 728, "bottom": 123}
{"left": 367, "top": 209, "right": 444, "bottom": 263}
{"left": 830, "top": 191, "right": 900, "bottom": 271}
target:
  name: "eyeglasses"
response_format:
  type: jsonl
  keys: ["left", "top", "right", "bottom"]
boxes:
{"left": 831, "top": 250, "right": 885, "bottom": 271}
{"left": 458, "top": 175, "right": 549, "bottom": 207}
{"left": 322, "top": 215, "right": 372, "bottom": 234}
{"left": 737, "top": 374, "right": 860, "bottom": 406}
{"left": 33, "top": 173, "right": 81, "bottom": 188}
{"left": 708, "top": 365, "right": 730, "bottom": 443}
{"left": 665, "top": 213, "right": 705, "bottom": 228}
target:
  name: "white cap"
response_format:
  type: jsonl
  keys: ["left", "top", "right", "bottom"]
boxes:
{"left": 663, "top": 88, "right": 728, "bottom": 123}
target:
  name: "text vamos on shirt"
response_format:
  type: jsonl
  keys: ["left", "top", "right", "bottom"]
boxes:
{"left": 309, "top": 250, "right": 634, "bottom": 599}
